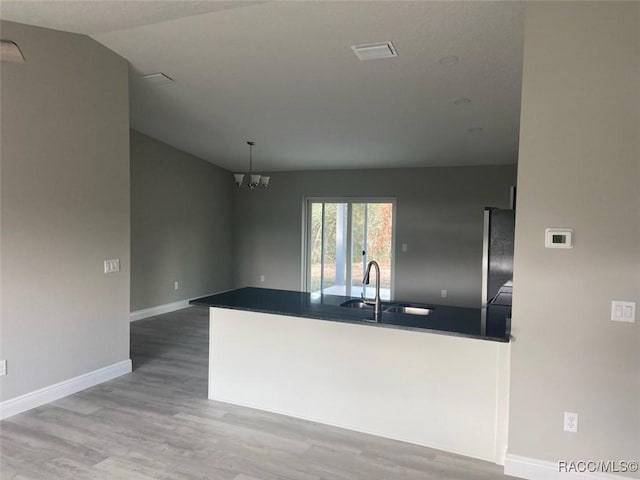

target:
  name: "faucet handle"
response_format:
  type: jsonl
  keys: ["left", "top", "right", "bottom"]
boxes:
{"left": 361, "top": 291, "right": 374, "bottom": 306}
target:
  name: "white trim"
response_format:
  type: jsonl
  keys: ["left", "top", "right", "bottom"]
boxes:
{"left": 300, "top": 197, "right": 308, "bottom": 291}
{"left": 129, "top": 291, "right": 224, "bottom": 322}
{"left": 504, "top": 454, "right": 636, "bottom": 480}
{"left": 389, "top": 200, "right": 397, "bottom": 301}
{"left": 493, "top": 344, "right": 511, "bottom": 465}
{"left": 0, "top": 359, "right": 132, "bottom": 420}
{"left": 130, "top": 299, "right": 190, "bottom": 322}
{"left": 301, "top": 197, "right": 312, "bottom": 292}
{"left": 304, "top": 196, "right": 398, "bottom": 203}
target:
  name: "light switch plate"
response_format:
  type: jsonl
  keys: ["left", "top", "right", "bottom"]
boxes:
{"left": 0, "top": 359, "right": 7, "bottom": 376}
{"left": 104, "top": 259, "right": 120, "bottom": 274}
{"left": 611, "top": 301, "right": 636, "bottom": 323}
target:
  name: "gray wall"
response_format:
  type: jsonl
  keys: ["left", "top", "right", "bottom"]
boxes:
{"left": 0, "top": 22, "right": 130, "bottom": 401}
{"left": 233, "top": 165, "right": 517, "bottom": 307}
{"left": 130, "top": 130, "right": 233, "bottom": 311}
{"left": 509, "top": 1, "right": 640, "bottom": 468}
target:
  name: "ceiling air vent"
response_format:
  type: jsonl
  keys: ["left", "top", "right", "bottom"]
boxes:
{"left": 351, "top": 41, "right": 398, "bottom": 61}
{"left": 141, "top": 72, "right": 174, "bottom": 85}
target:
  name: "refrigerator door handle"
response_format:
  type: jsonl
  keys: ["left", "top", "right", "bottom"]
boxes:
{"left": 481, "top": 208, "right": 491, "bottom": 309}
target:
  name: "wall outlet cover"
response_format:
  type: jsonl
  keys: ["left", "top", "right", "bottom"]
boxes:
{"left": 564, "top": 411, "right": 578, "bottom": 432}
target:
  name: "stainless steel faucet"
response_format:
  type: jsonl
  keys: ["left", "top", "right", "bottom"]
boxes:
{"left": 362, "top": 260, "right": 382, "bottom": 322}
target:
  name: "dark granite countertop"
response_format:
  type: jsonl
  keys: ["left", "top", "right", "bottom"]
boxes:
{"left": 191, "top": 287, "right": 511, "bottom": 343}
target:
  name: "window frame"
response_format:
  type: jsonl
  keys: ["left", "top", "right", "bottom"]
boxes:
{"left": 301, "top": 196, "right": 397, "bottom": 300}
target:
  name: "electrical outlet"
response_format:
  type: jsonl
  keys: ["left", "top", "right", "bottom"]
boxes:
{"left": 441, "top": 289, "right": 447, "bottom": 298}
{"left": 0, "top": 360, "right": 7, "bottom": 376}
{"left": 564, "top": 412, "right": 578, "bottom": 432}
{"left": 260, "top": 275, "right": 265, "bottom": 283}
{"left": 401, "top": 243, "right": 408, "bottom": 252}
{"left": 174, "top": 281, "right": 179, "bottom": 290}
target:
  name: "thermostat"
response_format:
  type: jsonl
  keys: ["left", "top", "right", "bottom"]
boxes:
{"left": 545, "top": 228, "right": 573, "bottom": 248}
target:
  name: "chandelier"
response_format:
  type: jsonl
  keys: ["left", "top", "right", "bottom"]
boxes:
{"left": 233, "top": 141, "right": 270, "bottom": 189}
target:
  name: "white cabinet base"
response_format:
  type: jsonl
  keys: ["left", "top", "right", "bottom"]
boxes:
{"left": 209, "top": 307, "right": 510, "bottom": 463}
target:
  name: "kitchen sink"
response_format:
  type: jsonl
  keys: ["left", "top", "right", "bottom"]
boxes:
{"left": 339, "top": 299, "right": 434, "bottom": 316}
{"left": 383, "top": 305, "right": 433, "bottom": 316}
{"left": 339, "top": 299, "right": 373, "bottom": 309}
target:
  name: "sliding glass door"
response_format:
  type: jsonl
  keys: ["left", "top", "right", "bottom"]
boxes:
{"left": 305, "top": 199, "right": 395, "bottom": 300}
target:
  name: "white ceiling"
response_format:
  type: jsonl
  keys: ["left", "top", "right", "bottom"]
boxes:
{"left": 1, "top": 1, "right": 525, "bottom": 172}
{"left": 0, "top": 1, "right": 264, "bottom": 35}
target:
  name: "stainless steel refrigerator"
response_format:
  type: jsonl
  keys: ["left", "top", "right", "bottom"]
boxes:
{"left": 481, "top": 207, "right": 515, "bottom": 308}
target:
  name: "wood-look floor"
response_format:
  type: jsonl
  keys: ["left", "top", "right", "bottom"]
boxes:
{"left": 0, "top": 306, "right": 514, "bottom": 480}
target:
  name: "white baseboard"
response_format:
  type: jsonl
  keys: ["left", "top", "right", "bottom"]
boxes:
{"left": 130, "top": 299, "right": 190, "bottom": 322}
{"left": 129, "top": 291, "right": 226, "bottom": 322}
{"left": 505, "top": 454, "right": 636, "bottom": 480}
{"left": 0, "top": 359, "right": 132, "bottom": 420}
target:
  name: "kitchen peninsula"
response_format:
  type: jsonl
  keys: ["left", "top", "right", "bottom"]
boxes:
{"left": 192, "top": 287, "right": 511, "bottom": 463}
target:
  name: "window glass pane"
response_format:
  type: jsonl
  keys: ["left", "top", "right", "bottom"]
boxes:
{"left": 320, "top": 203, "right": 348, "bottom": 296}
{"left": 309, "top": 202, "right": 323, "bottom": 293}
{"left": 366, "top": 203, "right": 393, "bottom": 296}
{"left": 350, "top": 203, "right": 366, "bottom": 296}
{"left": 322, "top": 203, "right": 336, "bottom": 291}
